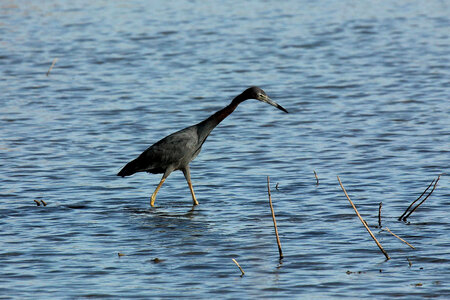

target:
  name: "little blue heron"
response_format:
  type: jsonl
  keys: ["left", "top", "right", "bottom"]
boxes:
{"left": 118, "top": 86, "right": 288, "bottom": 207}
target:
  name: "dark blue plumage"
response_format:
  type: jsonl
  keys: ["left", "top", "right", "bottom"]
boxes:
{"left": 118, "top": 87, "right": 288, "bottom": 207}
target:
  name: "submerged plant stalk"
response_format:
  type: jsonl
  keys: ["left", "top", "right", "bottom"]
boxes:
{"left": 402, "top": 175, "right": 441, "bottom": 222}
{"left": 232, "top": 258, "right": 245, "bottom": 276}
{"left": 337, "top": 176, "right": 390, "bottom": 260}
{"left": 267, "top": 176, "right": 283, "bottom": 260}
{"left": 398, "top": 178, "right": 435, "bottom": 221}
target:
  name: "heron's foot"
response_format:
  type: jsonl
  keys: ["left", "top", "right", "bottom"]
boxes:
{"left": 150, "top": 195, "right": 157, "bottom": 207}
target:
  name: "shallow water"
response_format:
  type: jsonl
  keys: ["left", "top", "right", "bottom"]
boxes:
{"left": 1, "top": 0, "right": 449, "bottom": 298}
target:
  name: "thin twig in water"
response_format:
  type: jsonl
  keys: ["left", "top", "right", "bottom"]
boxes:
{"left": 384, "top": 227, "right": 415, "bottom": 249}
{"left": 407, "top": 257, "right": 412, "bottom": 267}
{"left": 403, "top": 175, "right": 441, "bottom": 222}
{"left": 363, "top": 219, "right": 370, "bottom": 228}
{"left": 46, "top": 58, "right": 58, "bottom": 76}
{"left": 313, "top": 170, "right": 319, "bottom": 186}
{"left": 41, "top": 200, "right": 47, "bottom": 206}
{"left": 267, "top": 176, "right": 283, "bottom": 260}
{"left": 33, "top": 200, "right": 40, "bottom": 206}
{"left": 232, "top": 258, "right": 245, "bottom": 276}
{"left": 378, "top": 202, "right": 382, "bottom": 228}
{"left": 398, "top": 178, "right": 435, "bottom": 221}
{"left": 337, "top": 176, "right": 390, "bottom": 260}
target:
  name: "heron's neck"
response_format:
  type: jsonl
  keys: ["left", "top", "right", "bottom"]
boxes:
{"left": 196, "top": 95, "right": 246, "bottom": 142}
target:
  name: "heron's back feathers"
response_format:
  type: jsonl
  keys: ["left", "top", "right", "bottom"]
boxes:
{"left": 117, "top": 126, "right": 202, "bottom": 177}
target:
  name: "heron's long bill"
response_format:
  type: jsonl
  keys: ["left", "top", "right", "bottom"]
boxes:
{"left": 260, "top": 95, "right": 289, "bottom": 113}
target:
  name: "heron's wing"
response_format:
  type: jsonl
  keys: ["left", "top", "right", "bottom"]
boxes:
{"left": 138, "top": 126, "right": 200, "bottom": 172}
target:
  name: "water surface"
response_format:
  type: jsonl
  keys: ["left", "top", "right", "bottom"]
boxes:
{"left": 1, "top": 0, "right": 449, "bottom": 298}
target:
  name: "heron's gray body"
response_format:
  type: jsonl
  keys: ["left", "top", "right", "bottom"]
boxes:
{"left": 118, "top": 104, "right": 222, "bottom": 177}
{"left": 120, "top": 125, "right": 205, "bottom": 176}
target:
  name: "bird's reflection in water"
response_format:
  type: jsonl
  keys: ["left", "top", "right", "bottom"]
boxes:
{"left": 125, "top": 202, "right": 199, "bottom": 220}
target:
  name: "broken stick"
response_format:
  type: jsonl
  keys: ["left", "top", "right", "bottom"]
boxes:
{"left": 384, "top": 227, "right": 415, "bottom": 249}
{"left": 398, "top": 177, "right": 435, "bottom": 221}
{"left": 402, "top": 175, "right": 441, "bottom": 222}
{"left": 313, "top": 170, "right": 319, "bottom": 185}
{"left": 337, "top": 176, "right": 390, "bottom": 260}
{"left": 378, "top": 202, "right": 382, "bottom": 228}
{"left": 46, "top": 58, "right": 58, "bottom": 76}
{"left": 267, "top": 176, "right": 283, "bottom": 260}
{"left": 232, "top": 258, "right": 245, "bottom": 276}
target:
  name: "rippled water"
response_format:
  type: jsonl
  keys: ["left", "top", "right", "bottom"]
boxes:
{"left": 1, "top": 0, "right": 449, "bottom": 298}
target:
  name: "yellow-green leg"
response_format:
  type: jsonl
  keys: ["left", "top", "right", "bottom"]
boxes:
{"left": 150, "top": 177, "right": 166, "bottom": 207}
{"left": 187, "top": 178, "right": 199, "bottom": 206}
{"left": 182, "top": 166, "right": 199, "bottom": 206}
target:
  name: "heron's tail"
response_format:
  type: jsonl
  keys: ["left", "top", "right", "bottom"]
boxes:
{"left": 117, "top": 158, "right": 140, "bottom": 177}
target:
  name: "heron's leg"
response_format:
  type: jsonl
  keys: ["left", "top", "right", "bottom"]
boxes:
{"left": 150, "top": 175, "right": 166, "bottom": 207}
{"left": 182, "top": 166, "right": 199, "bottom": 206}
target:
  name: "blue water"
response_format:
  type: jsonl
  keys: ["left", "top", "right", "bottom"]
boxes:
{"left": 1, "top": 0, "right": 449, "bottom": 298}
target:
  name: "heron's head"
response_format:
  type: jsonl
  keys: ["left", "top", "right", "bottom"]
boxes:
{"left": 241, "top": 86, "right": 288, "bottom": 113}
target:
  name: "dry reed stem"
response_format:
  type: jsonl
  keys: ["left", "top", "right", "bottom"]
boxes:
{"left": 33, "top": 200, "right": 40, "bottom": 206}
{"left": 41, "top": 200, "right": 47, "bottom": 206}
{"left": 402, "top": 175, "right": 441, "bottom": 222}
{"left": 313, "top": 170, "right": 319, "bottom": 185}
{"left": 398, "top": 178, "right": 435, "bottom": 221}
{"left": 46, "top": 58, "right": 58, "bottom": 76}
{"left": 267, "top": 176, "right": 283, "bottom": 260}
{"left": 384, "top": 227, "right": 415, "bottom": 249}
{"left": 337, "top": 176, "right": 390, "bottom": 260}
{"left": 231, "top": 258, "right": 245, "bottom": 276}
{"left": 378, "top": 202, "right": 382, "bottom": 228}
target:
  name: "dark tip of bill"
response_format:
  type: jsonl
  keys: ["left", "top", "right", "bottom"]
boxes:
{"left": 278, "top": 104, "right": 289, "bottom": 113}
